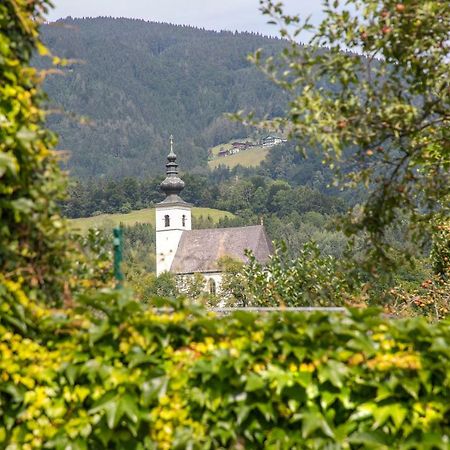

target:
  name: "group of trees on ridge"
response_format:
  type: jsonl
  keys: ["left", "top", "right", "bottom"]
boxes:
{"left": 63, "top": 141, "right": 355, "bottom": 261}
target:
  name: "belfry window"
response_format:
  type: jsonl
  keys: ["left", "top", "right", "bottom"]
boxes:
{"left": 209, "top": 278, "right": 216, "bottom": 296}
{"left": 182, "top": 215, "right": 186, "bottom": 227}
{"left": 164, "top": 215, "right": 170, "bottom": 227}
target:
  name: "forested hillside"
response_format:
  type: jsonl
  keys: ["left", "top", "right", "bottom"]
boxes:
{"left": 39, "top": 18, "right": 289, "bottom": 178}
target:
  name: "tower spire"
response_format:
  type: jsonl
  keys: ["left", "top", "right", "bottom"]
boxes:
{"left": 159, "top": 135, "right": 186, "bottom": 203}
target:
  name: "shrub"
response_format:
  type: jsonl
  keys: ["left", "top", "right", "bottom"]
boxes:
{"left": 243, "top": 242, "right": 364, "bottom": 307}
{"left": 1, "top": 282, "right": 449, "bottom": 449}
{"left": 0, "top": 0, "right": 70, "bottom": 301}
{"left": 431, "top": 218, "right": 450, "bottom": 281}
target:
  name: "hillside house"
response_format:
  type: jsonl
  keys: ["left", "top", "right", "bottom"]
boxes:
{"left": 261, "top": 135, "right": 286, "bottom": 147}
{"left": 231, "top": 142, "right": 248, "bottom": 150}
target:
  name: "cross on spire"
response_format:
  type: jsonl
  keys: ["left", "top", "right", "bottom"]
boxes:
{"left": 169, "top": 134, "right": 174, "bottom": 156}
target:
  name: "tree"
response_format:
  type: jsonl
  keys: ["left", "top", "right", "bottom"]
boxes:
{"left": 243, "top": 242, "right": 364, "bottom": 307}
{"left": 0, "top": 0, "right": 71, "bottom": 301}
{"left": 218, "top": 257, "right": 249, "bottom": 306}
{"left": 247, "top": 0, "right": 449, "bottom": 263}
{"left": 431, "top": 218, "right": 450, "bottom": 281}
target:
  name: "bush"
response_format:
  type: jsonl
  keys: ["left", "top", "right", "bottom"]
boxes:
{"left": 243, "top": 242, "right": 364, "bottom": 307}
{"left": 120, "top": 203, "right": 132, "bottom": 214}
{"left": 431, "top": 219, "right": 450, "bottom": 281}
{"left": 0, "top": 0, "right": 70, "bottom": 301}
{"left": 1, "top": 282, "right": 449, "bottom": 449}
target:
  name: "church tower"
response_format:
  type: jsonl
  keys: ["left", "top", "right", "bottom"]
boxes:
{"left": 155, "top": 136, "right": 192, "bottom": 275}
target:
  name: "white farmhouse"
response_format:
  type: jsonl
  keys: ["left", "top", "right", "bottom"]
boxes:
{"left": 155, "top": 137, "right": 272, "bottom": 294}
{"left": 261, "top": 135, "right": 286, "bottom": 147}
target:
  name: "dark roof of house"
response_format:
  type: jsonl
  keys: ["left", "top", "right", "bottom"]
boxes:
{"left": 170, "top": 225, "right": 272, "bottom": 274}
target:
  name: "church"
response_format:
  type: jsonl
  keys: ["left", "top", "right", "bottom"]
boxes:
{"left": 155, "top": 137, "right": 272, "bottom": 294}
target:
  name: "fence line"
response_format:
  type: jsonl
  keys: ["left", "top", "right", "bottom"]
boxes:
{"left": 152, "top": 306, "right": 348, "bottom": 314}
{"left": 210, "top": 307, "right": 347, "bottom": 313}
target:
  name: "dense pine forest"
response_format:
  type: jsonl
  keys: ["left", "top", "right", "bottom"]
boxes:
{"left": 39, "top": 17, "right": 289, "bottom": 178}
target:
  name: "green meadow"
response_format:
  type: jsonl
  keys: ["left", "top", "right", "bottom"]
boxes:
{"left": 208, "top": 145, "right": 270, "bottom": 169}
{"left": 70, "top": 207, "right": 234, "bottom": 233}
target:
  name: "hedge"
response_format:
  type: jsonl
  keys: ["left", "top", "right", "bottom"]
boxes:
{"left": 1, "top": 279, "right": 449, "bottom": 449}
{"left": 0, "top": 0, "right": 71, "bottom": 302}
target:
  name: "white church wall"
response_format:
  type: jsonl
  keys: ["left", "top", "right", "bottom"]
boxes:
{"left": 155, "top": 204, "right": 191, "bottom": 275}
{"left": 156, "top": 229, "right": 184, "bottom": 275}
{"left": 204, "top": 272, "right": 223, "bottom": 295}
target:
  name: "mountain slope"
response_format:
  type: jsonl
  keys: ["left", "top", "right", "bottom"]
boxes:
{"left": 39, "top": 18, "right": 288, "bottom": 178}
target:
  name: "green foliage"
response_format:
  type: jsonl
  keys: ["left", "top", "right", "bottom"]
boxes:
{"left": 431, "top": 218, "right": 450, "bottom": 280}
{"left": 2, "top": 4, "right": 448, "bottom": 447}
{"left": 218, "top": 257, "right": 249, "bottom": 306}
{"left": 70, "top": 229, "right": 115, "bottom": 291}
{"left": 244, "top": 242, "right": 364, "bottom": 306}
{"left": 250, "top": 0, "right": 450, "bottom": 261}
{"left": 122, "top": 223, "right": 156, "bottom": 274}
{"left": 61, "top": 143, "right": 342, "bottom": 220}
{"left": 387, "top": 276, "right": 450, "bottom": 321}
{"left": 1, "top": 281, "right": 450, "bottom": 449}
{"left": 0, "top": 0, "right": 72, "bottom": 301}
{"left": 127, "top": 271, "right": 178, "bottom": 303}
{"left": 64, "top": 168, "right": 350, "bottom": 263}
{"left": 177, "top": 273, "right": 209, "bottom": 302}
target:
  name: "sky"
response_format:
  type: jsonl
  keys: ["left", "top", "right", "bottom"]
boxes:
{"left": 46, "top": 0, "right": 325, "bottom": 37}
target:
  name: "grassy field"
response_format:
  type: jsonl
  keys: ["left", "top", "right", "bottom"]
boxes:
{"left": 208, "top": 145, "right": 270, "bottom": 169}
{"left": 70, "top": 207, "right": 234, "bottom": 233}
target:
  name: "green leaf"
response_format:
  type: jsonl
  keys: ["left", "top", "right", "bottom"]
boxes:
{"left": 389, "top": 404, "right": 407, "bottom": 430}
{"left": 10, "top": 198, "right": 34, "bottom": 215}
{"left": 0, "top": 152, "right": 18, "bottom": 177}
{"left": 372, "top": 405, "right": 392, "bottom": 429}
{"left": 141, "top": 376, "right": 168, "bottom": 406}
{"left": 64, "top": 364, "right": 79, "bottom": 385}
{"left": 401, "top": 379, "right": 419, "bottom": 400}
{"left": 245, "top": 373, "right": 265, "bottom": 392}
{"left": 128, "top": 353, "right": 159, "bottom": 369}
{"left": 349, "top": 431, "right": 390, "bottom": 446}
{"left": 105, "top": 398, "right": 122, "bottom": 429}
{"left": 120, "top": 395, "right": 140, "bottom": 424}
{"left": 301, "top": 411, "right": 334, "bottom": 439}
{"left": 89, "top": 392, "right": 123, "bottom": 429}
{"left": 255, "top": 402, "right": 275, "bottom": 422}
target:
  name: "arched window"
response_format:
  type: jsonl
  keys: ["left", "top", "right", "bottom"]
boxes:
{"left": 164, "top": 214, "right": 170, "bottom": 227}
{"left": 208, "top": 278, "right": 216, "bottom": 296}
{"left": 182, "top": 214, "right": 186, "bottom": 227}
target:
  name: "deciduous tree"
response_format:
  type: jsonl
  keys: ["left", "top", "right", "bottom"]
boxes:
{"left": 248, "top": 0, "right": 449, "bottom": 263}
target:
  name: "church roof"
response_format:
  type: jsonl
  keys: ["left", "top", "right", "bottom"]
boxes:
{"left": 170, "top": 225, "right": 272, "bottom": 274}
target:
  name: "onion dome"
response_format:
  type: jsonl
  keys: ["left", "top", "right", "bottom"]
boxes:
{"left": 159, "top": 135, "right": 188, "bottom": 204}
